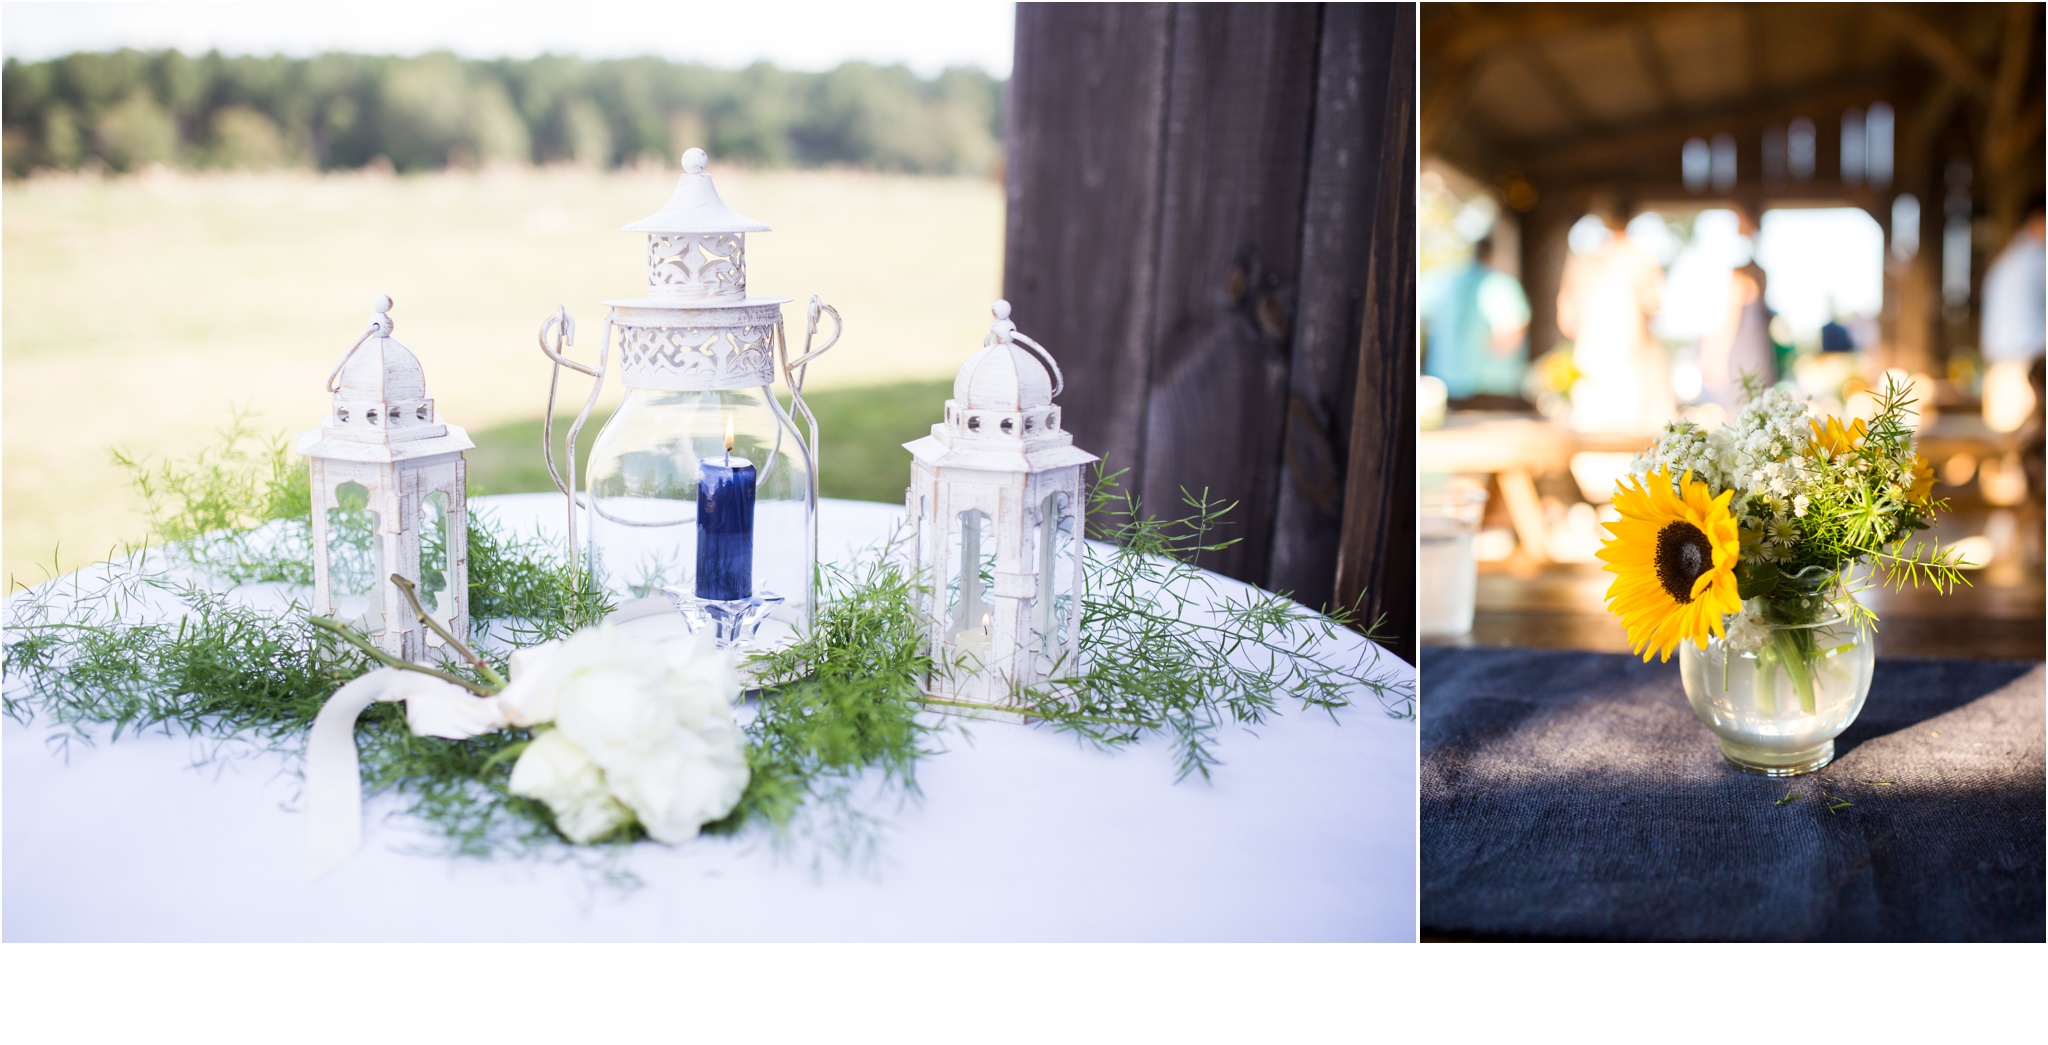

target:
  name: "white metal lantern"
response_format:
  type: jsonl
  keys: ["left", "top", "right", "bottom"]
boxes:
{"left": 904, "top": 301, "right": 1098, "bottom": 714}
{"left": 539, "top": 148, "right": 839, "bottom": 653}
{"left": 301, "top": 295, "right": 474, "bottom": 660}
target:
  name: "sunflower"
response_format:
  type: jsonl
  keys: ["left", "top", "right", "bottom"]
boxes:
{"left": 1807, "top": 416, "right": 1867, "bottom": 458}
{"left": 1598, "top": 467, "right": 1744, "bottom": 662}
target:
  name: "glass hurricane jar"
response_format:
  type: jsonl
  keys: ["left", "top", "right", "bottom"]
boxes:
{"left": 584, "top": 384, "right": 815, "bottom": 647}
{"left": 1677, "top": 567, "right": 1875, "bottom": 775}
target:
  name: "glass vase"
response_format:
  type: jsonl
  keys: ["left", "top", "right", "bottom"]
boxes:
{"left": 1676, "top": 567, "right": 1875, "bottom": 775}
{"left": 584, "top": 384, "right": 815, "bottom": 649}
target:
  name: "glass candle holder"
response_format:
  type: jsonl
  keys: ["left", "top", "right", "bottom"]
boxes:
{"left": 585, "top": 386, "right": 813, "bottom": 649}
{"left": 1419, "top": 480, "right": 1489, "bottom": 639}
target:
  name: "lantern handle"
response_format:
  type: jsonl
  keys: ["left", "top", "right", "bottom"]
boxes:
{"left": 1008, "top": 330, "right": 1065, "bottom": 400}
{"left": 784, "top": 294, "right": 843, "bottom": 391}
{"left": 984, "top": 300, "right": 1063, "bottom": 399}
{"left": 327, "top": 296, "right": 397, "bottom": 393}
{"left": 775, "top": 320, "right": 820, "bottom": 484}
{"left": 779, "top": 294, "right": 839, "bottom": 471}
{"left": 538, "top": 306, "right": 607, "bottom": 569}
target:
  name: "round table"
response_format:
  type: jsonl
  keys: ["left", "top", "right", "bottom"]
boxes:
{"left": 3, "top": 496, "right": 1417, "bottom": 941}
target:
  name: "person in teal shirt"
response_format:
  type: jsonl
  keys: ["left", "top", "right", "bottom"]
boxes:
{"left": 1422, "top": 236, "right": 1532, "bottom": 400}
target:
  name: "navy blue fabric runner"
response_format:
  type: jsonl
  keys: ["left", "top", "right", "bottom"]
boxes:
{"left": 1420, "top": 647, "right": 2045, "bottom": 941}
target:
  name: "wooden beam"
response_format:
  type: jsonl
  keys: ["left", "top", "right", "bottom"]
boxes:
{"left": 1744, "top": 4, "right": 1765, "bottom": 99}
{"left": 1507, "top": 73, "right": 1906, "bottom": 182}
{"left": 1591, "top": 181, "right": 1899, "bottom": 212}
{"left": 1839, "top": 2, "right": 1867, "bottom": 74}
{"left": 1984, "top": 1, "right": 2040, "bottom": 169}
{"left": 1630, "top": 24, "right": 1677, "bottom": 117}
{"left": 1334, "top": 2, "right": 1417, "bottom": 658}
{"left": 1517, "top": 40, "right": 1597, "bottom": 130}
{"left": 1130, "top": 3, "right": 1326, "bottom": 588}
{"left": 1270, "top": 2, "right": 1404, "bottom": 621}
{"left": 1420, "top": 49, "right": 1484, "bottom": 156}
{"left": 1425, "top": 2, "right": 1717, "bottom": 69}
{"left": 1003, "top": 3, "right": 1175, "bottom": 516}
{"left": 1995, "top": 94, "right": 2046, "bottom": 166}
{"left": 1868, "top": 4, "right": 1996, "bottom": 99}
{"left": 1906, "top": 76, "right": 1965, "bottom": 178}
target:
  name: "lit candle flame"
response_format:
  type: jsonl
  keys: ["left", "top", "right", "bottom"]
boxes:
{"left": 980, "top": 611, "right": 991, "bottom": 632}
{"left": 724, "top": 417, "right": 735, "bottom": 454}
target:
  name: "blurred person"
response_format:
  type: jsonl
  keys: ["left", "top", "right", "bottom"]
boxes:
{"left": 1558, "top": 202, "right": 1668, "bottom": 431}
{"left": 1819, "top": 306, "right": 1855, "bottom": 354}
{"left": 1421, "top": 235, "right": 1532, "bottom": 400}
{"left": 1700, "top": 208, "right": 1775, "bottom": 406}
{"left": 1981, "top": 195, "right": 2046, "bottom": 432}
{"left": 2011, "top": 356, "right": 2048, "bottom": 567}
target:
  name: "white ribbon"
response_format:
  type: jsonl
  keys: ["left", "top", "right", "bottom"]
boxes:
{"left": 305, "top": 668, "right": 508, "bottom": 877}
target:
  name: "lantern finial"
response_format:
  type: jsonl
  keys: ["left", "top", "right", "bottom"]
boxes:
{"left": 682, "top": 147, "right": 708, "bottom": 174}
{"left": 371, "top": 294, "right": 394, "bottom": 335}
{"left": 987, "top": 299, "right": 1017, "bottom": 346}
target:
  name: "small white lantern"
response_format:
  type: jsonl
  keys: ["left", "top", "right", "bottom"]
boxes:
{"left": 300, "top": 295, "right": 474, "bottom": 660}
{"left": 904, "top": 301, "right": 1098, "bottom": 714}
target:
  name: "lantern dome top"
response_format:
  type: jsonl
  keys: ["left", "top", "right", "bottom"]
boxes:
{"left": 300, "top": 294, "right": 472, "bottom": 462}
{"left": 953, "top": 300, "right": 1061, "bottom": 411}
{"left": 333, "top": 294, "right": 426, "bottom": 402}
{"left": 621, "top": 148, "right": 771, "bottom": 235}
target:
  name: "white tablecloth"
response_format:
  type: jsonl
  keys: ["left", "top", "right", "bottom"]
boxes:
{"left": 4, "top": 496, "right": 1416, "bottom": 941}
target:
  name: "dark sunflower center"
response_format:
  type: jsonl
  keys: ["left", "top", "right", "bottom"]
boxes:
{"left": 1655, "top": 521, "right": 1712, "bottom": 604}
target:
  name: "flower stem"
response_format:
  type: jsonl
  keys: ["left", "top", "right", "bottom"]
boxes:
{"left": 309, "top": 614, "right": 499, "bottom": 697}
{"left": 388, "top": 573, "right": 507, "bottom": 689}
{"left": 1769, "top": 627, "right": 1818, "bottom": 715}
{"left": 1753, "top": 644, "right": 1777, "bottom": 717}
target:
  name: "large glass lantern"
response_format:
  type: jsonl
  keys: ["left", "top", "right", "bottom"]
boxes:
{"left": 301, "top": 295, "right": 473, "bottom": 660}
{"left": 539, "top": 148, "right": 839, "bottom": 652}
{"left": 904, "top": 301, "right": 1098, "bottom": 715}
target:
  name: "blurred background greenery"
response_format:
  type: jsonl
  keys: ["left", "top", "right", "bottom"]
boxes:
{"left": 2, "top": 50, "right": 1003, "bottom": 177}
{"left": 1, "top": 50, "right": 1003, "bottom": 586}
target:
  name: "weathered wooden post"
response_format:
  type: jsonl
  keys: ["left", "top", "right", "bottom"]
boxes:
{"left": 1004, "top": 2, "right": 1417, "bottom": 655}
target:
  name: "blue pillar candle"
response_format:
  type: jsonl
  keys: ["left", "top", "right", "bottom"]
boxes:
{"left": 695, "top": 445, "right": 755, "bottom": 602}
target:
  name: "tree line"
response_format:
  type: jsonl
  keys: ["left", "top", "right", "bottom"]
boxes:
{"left": 1, "top": 49, "right": 1004, "bottom": 178}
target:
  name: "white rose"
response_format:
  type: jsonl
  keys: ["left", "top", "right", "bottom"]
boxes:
{"left": 506, "top": 728, "right": 633, "bottom": 844}
{"left": 498, "top": 622, "right": 749, "bottom": 844}
{"left": 608, "top": 730, "right": 753, "bottom": 843}
{"left": 495, "top": 639, "right": 568, "bottom": 727}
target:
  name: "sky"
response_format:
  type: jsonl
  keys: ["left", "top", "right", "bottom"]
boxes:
{"left": 0, "top": 0, "right": 1017, "bottom": 76}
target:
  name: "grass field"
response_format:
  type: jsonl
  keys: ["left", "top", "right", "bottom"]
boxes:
{"left": 2, "top": 166, "right": 1001, "bottom": 585}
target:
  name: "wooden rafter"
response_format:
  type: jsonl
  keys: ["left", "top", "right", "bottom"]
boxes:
{"left": 1509, "top": 73, "right": 1907, "bottom": 182}
{"left": 1984, "top": 1, "right": 2041, "bottom": 168}
{"left": 1517, "top": 42, "right": 1596, "bottom": 130}
{"left": 1423, "top": 2, "right": 1716, "bottom": 69}
{"left": 1744, "top": 5, "right": 1766, "bottom": 100}
{"left": 1906, "top": 76, "right": 1966, "bottom": 176}
{"left": 1630, "top": 24, "right": 1677, "bottom": 117}
{"left": 1868, "top": 4, "right": 1996, "bottom": 99}
{"left": 1420, "top": 50, "right": 1485, "bottom": 156}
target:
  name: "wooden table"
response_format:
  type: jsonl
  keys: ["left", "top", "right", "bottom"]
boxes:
{"left": 1441, "top": 557, "right": 2045, "bottom": 661}
{"left": 1419, "top": 412, "right": 1658, "bottom": 563}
